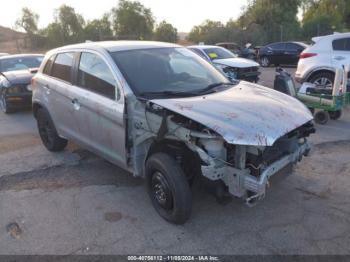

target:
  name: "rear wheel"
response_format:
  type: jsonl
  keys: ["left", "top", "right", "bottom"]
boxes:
{"left": 146, "top": 153, "right": 192, "bottom": 224}
{"left": 314, "top": 110, "right": 329, "bottom": 125}
{"left": 260, "top": 56, "right": 270, "bottom": 67}
{"left": 309, "top": 72, "right": 334, "bottom": 89}
{"left": 329, "top": 110, "right": 342, "bottom": 120}
{"left": 37, "top": 108, "right": 67, "bottom": 152}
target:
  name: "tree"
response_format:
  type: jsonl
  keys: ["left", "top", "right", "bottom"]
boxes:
{"left": 237, "top": 0, "right": 302, "bottom": 44}
{"left": 187, "top": 20, "right": 226, "bottom": 44}
{"left": 111, "top": 0, "right": 155, "bottom": 40}
{"left": 54, "top": 5, "right": 85, "bottom": 44}
{"left": 154, "top": 21, "right": 178, "bottom": 43}
{"left": 84, "top": 14, "right": 113, "bottom": 41}
{"left": 15, "top": 7, "right": 39, "bottom": 35}
{"left": 301, "top": 0, "right": 348, "bottom": 38}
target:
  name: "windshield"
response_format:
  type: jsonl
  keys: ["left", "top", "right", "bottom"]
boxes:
{"left": 111, "top": 47, "right": 231, "bottom": 98}
{"left": 0, "top": 56, "right": 43, "bottom": 73}
{"left": 203, "top": 47, "right": 236, "bottom": 60}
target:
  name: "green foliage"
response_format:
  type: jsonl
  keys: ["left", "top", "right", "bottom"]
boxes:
{"left": 111, "top": 0, "right": 155, "bottom": 40}
{"left": 187, "top": 20, "right": 227, "bottom": 44}
{"left": 154, "top": 21, "right": 178, "bottom": 43}
{"left": 54, "top": 5, "right": 85, "bottom": 44}
{"left": 15, "top": 7, "right": 39, "bottom": 35}
{"left": 302, "top": 0, "right": 349, "bottom": 38}
{"left": 84, "top": 14, "right": 113, "bottom": 41}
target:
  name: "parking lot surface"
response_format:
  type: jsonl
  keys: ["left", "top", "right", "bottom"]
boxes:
{"left": 0, "top": 68, "right": 350, "bottom": 255}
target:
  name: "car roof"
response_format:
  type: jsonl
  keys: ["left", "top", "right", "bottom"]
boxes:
{"left": 312, "top": 32, "right": 350, "bottom": 43}
{"left": 0, "top": 54, "right": 44, "bottom": 60}
{"left": 52, "top": 41, "right": 181, "bottom": 53}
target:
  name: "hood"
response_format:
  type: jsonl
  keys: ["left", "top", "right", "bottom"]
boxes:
{"left": 1, "top": 70, "right": 34, "bottom": 85}
{"left": 214, "top": 58, "right": 259, "bottom": 68}
{"left": 151, "top": 82, "right": 313, "bottom": 146}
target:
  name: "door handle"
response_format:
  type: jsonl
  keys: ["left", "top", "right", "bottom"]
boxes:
{"left": 72, "top": 98, "right": 81, "bottom": 110}
{"left": 333, "top": 56, "right": 345, "bottom": 61}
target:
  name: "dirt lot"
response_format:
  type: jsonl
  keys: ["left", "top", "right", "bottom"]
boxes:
{"left": 0, "top": 68, "right": 350, "bottom": 255}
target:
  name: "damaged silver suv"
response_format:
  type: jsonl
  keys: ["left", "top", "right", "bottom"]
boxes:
{"left": 32, "top": 41, "right": 315, "bottom": 224}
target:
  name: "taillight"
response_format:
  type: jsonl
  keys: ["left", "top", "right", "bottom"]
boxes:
{"left": 299, "top": 53, "right": 317, "bottom": 59}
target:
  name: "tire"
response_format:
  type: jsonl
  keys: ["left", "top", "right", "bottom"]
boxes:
{"left": 308, "top": 72, "right": 334, "bottom": 89}
{"left": 37, "top": 108, "right": 67, "bottom": 152}
{"left": 314, "top": 110, "right": 329, "bottom": 125}
{"left": 329, "top": 110, "right": 342, "bottom": 120}
{"left": 260, "top": 56, "right": 270, "bottom": 67}
{"left": 146, "top": 153, "right": 192, "bottom": 224}
{"left": 0, "top": 93, "right": 13, "bottom": 114}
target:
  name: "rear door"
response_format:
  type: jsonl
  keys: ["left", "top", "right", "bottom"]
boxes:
{"left": 285, "top": 43, "right": 303, "bottom": 65}
{"left": 331, "top": 37, "right": 350, "bottom": 68}
{"left": 70, "top": 51, "right": 126, "bottom": 167}
{"left": 42, "top": 52, "right": 80, "bottom": 140}
{"left": 266, "top": 43, "right": 286, "bottom": 64}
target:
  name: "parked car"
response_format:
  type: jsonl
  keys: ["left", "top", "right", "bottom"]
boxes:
{"left": 296, "top": 32, "right": 350, "bottom": 89}
{"left": 0, "top": 54, "right": 44, "bottom": 113}
{"left": 216, "top": 42, "right": 257, "bottom": 60}
{"left": 259, "top": 42, "right": 308, "bottom": 67}
{"left": 188, "top": 45, "right": 261, "bottom": 82}
{"left": 32, "top": 41, "right": 314, "bottom": 224}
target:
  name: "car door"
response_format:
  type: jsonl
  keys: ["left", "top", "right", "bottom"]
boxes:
{"left": 285, "top": 43, "right": 302, "bottom": 65}
{"left": 264, "top": 43, "right": 285, "bottom": 64}
{"left": 70, "top": 51, "right": 126, "bottom": 167}
{"left": 331, "top": 37, "right": 350, "bottom": 69}
{"left": 42, "top": 52, "right": 81, "bottom": 141}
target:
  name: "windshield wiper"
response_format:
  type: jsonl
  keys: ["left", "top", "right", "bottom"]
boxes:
{"left": 139, "top": 90, "right": 199, "bottom": 97}
{"left": 196, "top": 82, "right": 234, "bottom": 95}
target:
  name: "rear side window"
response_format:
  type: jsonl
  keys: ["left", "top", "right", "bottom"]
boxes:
{"left": 51, "top": 53, "right": 74, "bottom": 83}
{"left": 190, "top": 48, "right": 208, "bottom": 60}
{"left": 332, "top": 38, "right": 350, "bottom": 51}
{"left": 43, "top": 55, "right": 55, "bottom": 75}
{"left": 269, "top": 43, "right": 285, "bottom": 50}
{"left": 77, "top": 52, "right": 116, "bottom": 99}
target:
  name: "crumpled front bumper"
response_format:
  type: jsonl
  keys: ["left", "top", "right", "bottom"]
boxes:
{"left": 197, "top": 140, "right": 311, "bottom": 204}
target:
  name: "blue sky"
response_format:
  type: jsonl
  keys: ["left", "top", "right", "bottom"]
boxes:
{"left": 1, "top": 0, "right": 247, "bottom": 32}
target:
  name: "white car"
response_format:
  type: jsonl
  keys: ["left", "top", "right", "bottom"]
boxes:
{"left": 295, "top": 32, "right": 350, "bottom": 88}
{"left": 189, "top": 45, "right": 261, "bottom": 82}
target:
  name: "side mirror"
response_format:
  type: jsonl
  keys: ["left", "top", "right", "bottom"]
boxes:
{"left": 29, "top": 68, "right": 39, "bottom": 74}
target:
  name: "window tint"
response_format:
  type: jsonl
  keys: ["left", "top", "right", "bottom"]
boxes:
{"left": 43, "top": 55, "right": 55, "bottom": 75}
{"left": 332, "top": 38, "right": 350, "bottom": 51}
{"left": 78, "top": 52, "right": 116, "bottom": 99}
{"left": 51, "top": 53, "right": 74, "bottom": 82}
{"left": 286, "top": 43, "right": 299, "bottom": 50}
{"left": 0, "top": 56, "right": 43, "bottom": 73}
{"left": 269, "top": 43, "right": 285, "bottom": 50}
{"left": 190, "top": 48, "right": 208, "bottom": 60}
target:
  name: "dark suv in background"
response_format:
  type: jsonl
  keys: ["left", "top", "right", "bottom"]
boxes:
{"left": 259, "top": 42, "right": 308, "bottom": 67}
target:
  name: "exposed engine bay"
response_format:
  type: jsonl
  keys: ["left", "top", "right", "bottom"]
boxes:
{"left": 127, "top": 95, "right": 315, "bottom": 205}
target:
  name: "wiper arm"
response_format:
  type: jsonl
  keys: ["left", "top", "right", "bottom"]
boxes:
{"left": 197, "top": 82, "right": 234, "bottom": 94}
{"left": 139, "top": 90, "right": 197, "bottom": 97}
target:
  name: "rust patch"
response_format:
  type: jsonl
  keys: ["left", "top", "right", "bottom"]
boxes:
{"left": 104, "top": 211, "right": 123, "bottom": 223}
{"left": 6, "top": 222, "right": 22, "bottom": 239}
{"left": 174, "top": 103, "right": 193, "bottom": 111}
{"left": 0, "top": 133, "right": 40, "bottom": 154}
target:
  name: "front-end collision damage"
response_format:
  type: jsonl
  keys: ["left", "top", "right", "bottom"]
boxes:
{"left": 126, "top": 87, "right": 315, "bottom": 205}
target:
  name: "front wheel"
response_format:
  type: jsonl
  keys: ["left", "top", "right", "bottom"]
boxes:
{"left": 314, "top": 110, "right": 329, "bottom": 125}
{"left": 0, "top": 93, "right": 12, "bottom": 114}
{"left": 260, "top": 56, "right": 270, "bottom": 67}
{"left": 146, "top": 153, "right": 192, "bottom": 224}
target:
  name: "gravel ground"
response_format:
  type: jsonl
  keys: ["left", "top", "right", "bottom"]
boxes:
{"left": 0, "top": 67, "right": 349, "bottom": 255}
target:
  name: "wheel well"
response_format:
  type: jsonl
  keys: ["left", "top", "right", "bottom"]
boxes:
{"left": 146, "top": 139, "right": 202, "bottom": 180}
{"left": 307, "top": 70, "right": 335, "bottom": 82}
{"left": 32, "top": 103, "right": 43, "bottom": 119}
